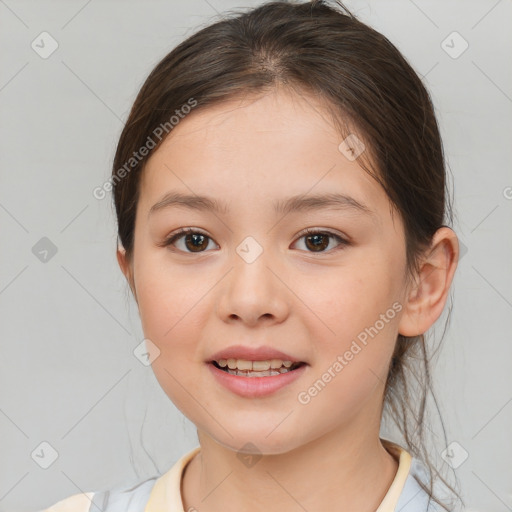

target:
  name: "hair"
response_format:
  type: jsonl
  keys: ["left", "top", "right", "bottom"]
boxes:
{"left": 112, "top": 1, "right": 462, "bottom": 509}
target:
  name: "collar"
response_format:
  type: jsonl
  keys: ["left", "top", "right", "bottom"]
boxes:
{"left": 144, "top": 440, "right": 412, "bottom": 512}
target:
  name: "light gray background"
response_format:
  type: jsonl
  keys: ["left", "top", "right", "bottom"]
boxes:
{"left": 1, "top": 1, "right": 511, "bottom": 511}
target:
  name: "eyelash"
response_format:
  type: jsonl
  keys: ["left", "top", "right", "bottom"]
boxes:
{"left": 160, "top": 227, "right": 349, "bottom": 254}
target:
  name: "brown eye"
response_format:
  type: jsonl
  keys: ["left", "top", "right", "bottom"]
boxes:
{"left": 294, "top": 229, "right": 348, "bottom": 253}
{"left": 183, "top": 232, "right": 209, "bottom": 252}
{"left": 163, "top": 228, "right": 217, "bottom": 253}
{"left": 305, "top": 233, "right": 330, "bottom": 252}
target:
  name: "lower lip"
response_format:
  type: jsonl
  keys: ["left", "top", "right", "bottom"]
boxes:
{"left": 207, "top": 362, "right": 307, "bottom": 398}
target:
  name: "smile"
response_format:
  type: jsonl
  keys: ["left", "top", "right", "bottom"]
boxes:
{"left": 208, "top": 359, "right": 307, "bottom": 398}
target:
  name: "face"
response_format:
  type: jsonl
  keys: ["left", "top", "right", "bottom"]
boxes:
{"left": 121, "top": 88, "right": 413, "bottom": 454}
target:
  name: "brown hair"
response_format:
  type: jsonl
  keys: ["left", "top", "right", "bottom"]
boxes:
{"left": 112, "top": 1, "right": 461, "bottom": 509}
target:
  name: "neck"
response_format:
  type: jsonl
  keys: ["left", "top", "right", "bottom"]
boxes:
{"left": 181, "top": 423, "right": 399, "bottom": 512}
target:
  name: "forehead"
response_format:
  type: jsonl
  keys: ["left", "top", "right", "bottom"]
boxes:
{"left": 139, "top": 88, "right": 389, "bottom": 218}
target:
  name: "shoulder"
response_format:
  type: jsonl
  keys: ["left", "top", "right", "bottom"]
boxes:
{"left": 40, "top": 492, "right": 94, "bottom": 512}
{"left": 38, "top": 447, "right": 200, "bottom": 512}
{"left": 396, "top": 457, "right": 450, "bottom": 512}
{"left": 90, "top": 476, "right": 159, "bottom": 511}
{"left": 40, "top": 475, "right": 159, "bottom": 512}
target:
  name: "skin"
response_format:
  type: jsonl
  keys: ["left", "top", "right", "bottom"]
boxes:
{"left": 117, "top": 86, "right": 459, "bottom": 512}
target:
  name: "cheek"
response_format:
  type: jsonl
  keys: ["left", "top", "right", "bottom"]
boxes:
{"left": 134, "top": 249, "right": 204, "bottom": 336}
{"left": 310, "top": 258, "right": 403, "bottom": 338}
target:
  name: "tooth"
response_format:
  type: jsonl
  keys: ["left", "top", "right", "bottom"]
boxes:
{"left": 247, "top": 370, "right": 271, "bottom": 377}
{"left": 253, "top": 360, "right": 271, "bottom": 371}
{"left": 224, "top": 366, "right": 295, "bottom": 377}
{"left": 218, "top": 358, "right": 298, "bottom": 374}
{"left": 236, "top": 359, "right": 253, "bottom": 371}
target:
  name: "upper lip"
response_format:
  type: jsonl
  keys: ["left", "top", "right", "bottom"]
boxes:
{"left": 208, "top": 345, "right": 303, "bottom": 363}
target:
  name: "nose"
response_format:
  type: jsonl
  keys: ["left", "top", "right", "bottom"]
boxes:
{"left": 215, "top": 248, "right": 290, "bottom": 327}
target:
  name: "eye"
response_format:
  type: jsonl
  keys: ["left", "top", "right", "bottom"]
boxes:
{"left": 293, "top": 228, "right": 349, "bottom": 253}
{"left": 161, "top": 228, "right": 218, "bottom": 253}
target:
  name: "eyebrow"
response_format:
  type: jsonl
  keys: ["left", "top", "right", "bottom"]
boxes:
{"left": 148, "top": 191, "right": 374, "bottom": 219}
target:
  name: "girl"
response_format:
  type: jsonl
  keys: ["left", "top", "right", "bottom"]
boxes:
{"left": 43, "top": 1, "right": 461, "bottom": 510}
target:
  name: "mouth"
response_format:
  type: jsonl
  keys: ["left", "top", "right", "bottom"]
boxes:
{"left": 210, "top": 358, "right": 306, "bottom": 377}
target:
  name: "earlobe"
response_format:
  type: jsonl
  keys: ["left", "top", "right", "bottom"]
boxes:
{"left": 116, "top": 245, "right": 129, "bottom": 279}
{"left": 398, "top": 227, "right": 459, "bottom": 337}
{"left": 116, "top": 245, "right": 137, "bottom": 301}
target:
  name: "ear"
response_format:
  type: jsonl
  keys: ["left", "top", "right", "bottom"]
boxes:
{"left": 398, "top": 227, "right": 459, "bottom": 337}
{"left": 116, "top": 244, "right": 137, "bottom": 302}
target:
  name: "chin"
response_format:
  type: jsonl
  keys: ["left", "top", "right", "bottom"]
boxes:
{"left": 205, "top": 424, "right": 306, "bottom": 456}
